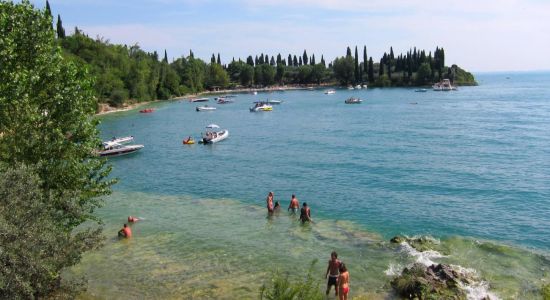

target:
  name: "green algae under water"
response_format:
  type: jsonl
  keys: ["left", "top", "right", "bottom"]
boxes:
{"left": 67, "top": 192, "right": 550, "bottom": 299}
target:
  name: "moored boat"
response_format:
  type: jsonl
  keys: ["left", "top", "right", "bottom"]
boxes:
{"left": 189, "top": 97, "right": 209, "bottom": 102}
{"left": 104, "top": 136, "right": 134, "bottom": 145}
{"left": 345, "top": 97, "right": 362, "bottom": 104}
{"left": 217, "top": 98, "right": 234, "bottom": 104}
{"left": 250, "top": 102, "right": 273, "bottom": 112}
{"left": 99, "top": 143, "right": 144, "bottom": 157}
{"left": 139, "top": 108, "right": 154, "bottom": 113}
{"left": 432, "top": 79, "right": 456, "bottom": 91}
{"left": 199, "top": 124, "right": 229, "bottom": 144}
{"left": 324, "top": 89, "right": 336, "bottom": 95}
{"left": 196, "top": 105, "right": 216, "bottom": 111}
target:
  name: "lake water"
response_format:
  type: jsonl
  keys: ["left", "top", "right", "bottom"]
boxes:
{"left": 71, "top": 72, "right": 550, "bottom": 299}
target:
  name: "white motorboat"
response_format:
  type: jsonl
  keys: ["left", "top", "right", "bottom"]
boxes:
{"left": 345, "top": 97, "right": 362, "bottom": 104}
{"left": 362, "top": 84, "right": 368, "bottom": 89}
{"left": 355, "top": 85, "right": 362, "bottom": 89}
{"left": 324, "top": 89, "right": 336, "bottom": 95}
{"left": 199, "top": 124, "right": 229, "bottom": 144}
{"left": 254, "top": 99, "right": 282, "bottom": 105}
{"left": 103, "top": 136, "right": 133, "bottom": 147}
{"left": 217, "top": 97, "right": 234, "bottom": 104}
{"left": 347, "top": 86, "right": 354, "bottom": 90}
{"left": 99, "top": 143, "right": 144, "bottom": 157}
{"left": 432, "top": 79, "right": 455, "bottom": 91}
{"left": 250, "top": 102, "right": 273, "bottom": 112}
{"left": 189, "top": 97, "right": 209, "bottom": 102}
{"left": 196, "top": 105, "right": 216, "bottom": 111}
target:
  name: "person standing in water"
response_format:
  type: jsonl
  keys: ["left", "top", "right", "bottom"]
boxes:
{"left": 299, "top": 202, "right": 312, "bottom": 223}
{"left": 266, "top": 191, "right": 274, "bottom": 213}
{"left": 288, "top": 194, "right": 300, "bottom": 213}
{"left": 338, "top": 263, "right": 350, "bottom": 300}
{"left": 325, "top": 251, "right": 341, "bottom": 296}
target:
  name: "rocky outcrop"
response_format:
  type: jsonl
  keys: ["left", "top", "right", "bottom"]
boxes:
{"left": 390, "top": 235, "right": 446, "bottom": 253}
{"left": 391, "top": 263, "right": 471, "bottom": 300}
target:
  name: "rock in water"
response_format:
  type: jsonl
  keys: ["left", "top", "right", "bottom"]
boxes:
{"left": 391, "top": 263, "right": 469, "bottom": 299}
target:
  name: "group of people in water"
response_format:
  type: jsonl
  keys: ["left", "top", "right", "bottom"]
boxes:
{"left": 266, "top": 192, "right": 350, "bottom": 298}
{"left": 266, "top": 192, "right": 312, "bottom": 223}
{"left": 118, "top": 216, "right": 139, "bottom": 238}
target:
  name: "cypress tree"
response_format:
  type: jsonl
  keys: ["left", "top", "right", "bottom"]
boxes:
{"left": 56, "top": 14, "right": 65, "bottom": 39}
{"left": 45, "top": 0, "right": 52, "bottom": 18}
{"left": 293, "top": 55, "right": 298, "bottom": 67}
{"left": 288, "top": 54, "right": 292, "bottom": 66}
{"left": 299, "top": 56, "right": 303, "bottom": 66}
{"left": 163, "top": 50, "right": 168, "bottom": 63}
{"left": 346, "top": 47, "right": 352, "bottom": 58}
{"left": 354, "top": 46, "right": 359, "bottom": 84}
{"left": 368, "top": 57, "right": 374, "bottom": 82}
{"left": 217, "top": 53, "right": 221, "bottom": 65}
{"left": 246, "top": 55, "right": 254, "bottom": 66}
{"left": 276, "top": 54, "right": 282, "bottom": 65}
{"left": 259, "top": 54, "right": 264, "bottom": 65}
{"left": 270, "top": 56, "right": 275, "bottom": 66}
{"left": 320, "top": 55, "right": 326, "bottom": 67}
{"left": 390, "top": 46, "right": 395, "bottom": 60}
{"left": 302, "top": 50, "right": 308, "bottom": 65}
{"left": 211, "top": 54, "right": 216, "bottom": 64}
{"left": 189, "top": 49, "right": 194, "bottom": 58}
{"left": 379, "top": 58, "right": 384, "bottom": 76}
{"left": 363, "top": 46, "right": 367, "bottom": 82}
{"left": 311, "top": 54, "right": 316, "bottom": 65}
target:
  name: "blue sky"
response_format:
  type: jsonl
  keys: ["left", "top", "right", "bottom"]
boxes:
{"left": 32, "top": 0, "right": 550, "bottom": 72}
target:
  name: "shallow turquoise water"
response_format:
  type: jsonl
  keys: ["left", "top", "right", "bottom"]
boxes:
{"left": 100, "top": 72, "right": 550, "bottom": 250}
{"left": 81, "top": 72, "right": 550, "bottom": 299}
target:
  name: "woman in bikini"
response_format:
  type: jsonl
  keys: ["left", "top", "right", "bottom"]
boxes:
{"left": 338, "top": 262, "right": 349, "bottom": 300}
{"left": 266, "top": 191, "right": 274, "bottom": 213}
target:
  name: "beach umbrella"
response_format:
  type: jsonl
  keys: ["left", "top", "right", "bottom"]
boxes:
{"left": 206, "top": 124, "right": 220, "bottom": 129}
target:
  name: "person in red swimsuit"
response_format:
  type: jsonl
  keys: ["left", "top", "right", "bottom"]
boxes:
{"left": 118, "top": 224, "right": 132, "bottom": 238}
{"left": 338, "top": 262, "right": 349, "bottom": 300}
{"left": 128, "top": 216, "right": 139, "bottom": 223}
{"left": 266, "top": 191, "right": 274, "bottom": 213}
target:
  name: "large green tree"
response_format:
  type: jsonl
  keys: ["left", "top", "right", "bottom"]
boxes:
{"left": 0, "top": 1, "right": 113, "bottom": 297}
{"left": 332, "top": 56, "right": 355, "bottom": 85}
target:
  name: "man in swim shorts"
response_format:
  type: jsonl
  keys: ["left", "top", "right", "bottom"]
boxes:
{"left": 288, "top": 194, "right": 299, "bottom": 213}
{"left": 325, "top": 251, "right": 341, "bottom": 296}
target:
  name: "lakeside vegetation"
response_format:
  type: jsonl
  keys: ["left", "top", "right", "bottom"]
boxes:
{"left": 48, "top": 4, "right": 476, "bottom": 109}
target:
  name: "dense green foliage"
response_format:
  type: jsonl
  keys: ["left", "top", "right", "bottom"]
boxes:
{"left": 0, "top": 1, "right": 112, "bottom": 297}
{"left": 543, "top": 283, "right": 550, "bottom": 300}
{"left": 259, "top": 260, "right": 324, "bottom": 300}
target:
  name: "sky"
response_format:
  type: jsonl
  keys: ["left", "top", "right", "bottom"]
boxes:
{"left": 31, "top": 0, "right": 550, "bottom": 72}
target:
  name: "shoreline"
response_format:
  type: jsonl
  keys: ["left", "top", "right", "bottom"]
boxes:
{"left": 95, "top": 84, "right": 328, "bottom": 116}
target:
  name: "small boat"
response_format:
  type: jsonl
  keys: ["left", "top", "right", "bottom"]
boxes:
{"left": 432, "top": 79, "right": 455, "bottom": 91}
{"left": 347, "top": 86, "right": 354, "bottom": 90}
{"left": 252, "top": 91, "right": 258, "bottom": 95}
{"left": 99, "top": 143, "right": 144, "bottom": 157}
{"left": 355, "top": 85, "right": 362, "bottom": 89}
{"left": 324, "top": 89, "right": 336, "bottom": 95}
{"left": 139, "top": 108, "right": 154, "bottom": 113}
{"left": 199, "top": 124, "right": 229, "bottom": 144}
{"left": 196, "top": 105, "right": 216, "bottom": 111}
{"left": 345, "top": 97, "right": 362, "bottom": 104}
{"left": 362, "top": 84, "right": 368, "bottom": 89}
{"left": 254, "top": 100, "right": 282, "bottom": 105}
{"left": 189, "top": 97, "right": 209, "bottom": 102}
{"left": 105, "top": 136, "right": 134, "bottom": 145}
{"left": 250, "top": 102, "right": 273, "bottom": 112}
{"left": 183, "top": 137, "right": 195, "bottom": 144}
{"left": 217, "top": 98, "right": 234, "bottom": 104}
{"left": 415, "top": 89, "right": 428, "bottom": 92}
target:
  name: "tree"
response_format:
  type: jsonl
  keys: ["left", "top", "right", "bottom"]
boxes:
{"left": 0, "top": 2, "right": 112, "bottom": 297}
{"left": 302, "top": 50, "right": 308, "bottom": 65}
{"left": 56, "top": 14, "right": 65, "bottom": 39}
{"left": 240, "top": 63, "right": 254, "bottom": 86}
{"left": 368, "top": 57, "right": 374, "bottom": 82}
{"left": 163, "top": 49, "right": 168, "bottom": 63}
{"left": 332, "top": 56, "right": 354, "bottom": 85}
{"left": 217, "top": 53, "right": 221, "bottom": 65}
{"left": 206, "top": 63, "right": 229, "bottom": 89}
{"left": 354, "top": 46, "right": 359, "bottom": 84}
{"left": 416, "top": 62, "right": 432, "bottom": 85}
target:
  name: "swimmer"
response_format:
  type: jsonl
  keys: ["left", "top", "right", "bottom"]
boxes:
{"left": 128, "top": 216, "right": 139, "bottom": 223}
{"left": 326, "top": 251, "right": 341, "bottom": 296}
{"left": 274, "top": 201, "right": 281, "bottom": 211}
{"left": 299, "top": 202, "right": 312, "bottom": 223}
{"left": 288, "top": 194, "right": 300, "bottom": 213}
{"left": 338, "top": 262, "right": 349, "bottom": 300}
{"left": 118, "top": 224, "right": 132, "bottom": 238}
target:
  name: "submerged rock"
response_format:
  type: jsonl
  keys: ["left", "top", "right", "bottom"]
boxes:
{"left": 391, "top": 263, "right": 470, "bottom": 299}
{"left": 390, "top": 235, "right": 447, "bottom": 254}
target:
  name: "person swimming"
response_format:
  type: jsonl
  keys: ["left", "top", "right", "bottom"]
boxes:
{"left": 274, "top": 201, "right": 281, "bottom": 211}
{"left": 127, "top": 216, "right": 139, "bottom": 223}
{"left": 118, "top": 224, "right": 132, "bottom": 238}
{"left": 288, "top": 194, "right": 299, "bottom": 213}
{"left": 299, "top": 202, "right": 312, "bottom": 223}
